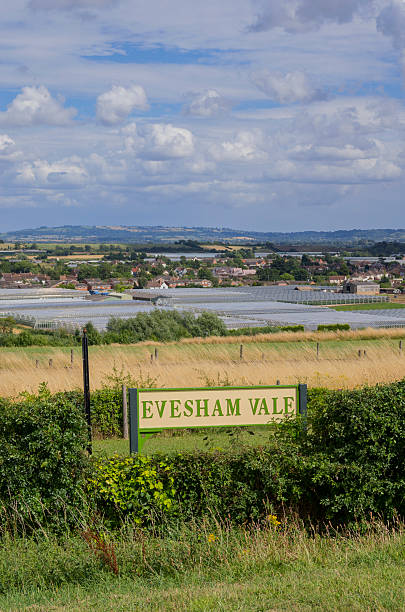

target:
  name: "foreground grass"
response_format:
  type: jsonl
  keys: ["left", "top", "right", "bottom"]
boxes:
{"left": 0, "top": 522, "right": 403, "bottom": 611}
{"left": 332, "top": 302, "right": 405, "bottom": 311}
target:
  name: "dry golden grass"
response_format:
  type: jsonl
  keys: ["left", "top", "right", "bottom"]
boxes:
{"left": 1, "top": 328, "right": 405, "bottom": 396}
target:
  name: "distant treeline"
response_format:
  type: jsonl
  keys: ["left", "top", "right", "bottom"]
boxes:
{"left": 0, "top": 311, "right": 306, "bottom": 347}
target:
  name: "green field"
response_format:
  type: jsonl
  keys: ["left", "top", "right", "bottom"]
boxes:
{"left": 93, "top": 426, "right": 272, "bottom": 457}
{"left": 332, "top": 302, "right": 405, "bottom": 311}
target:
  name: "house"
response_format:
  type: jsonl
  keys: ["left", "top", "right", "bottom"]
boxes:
{"left": 343, "top": 281, "right": 380, "bottom": 295}
{"left": 328, "top": 275, "right": 346, "bottom": 285}
{"left": 212, "top": 266, "right": 244, "bottom": 278}
{"left": 0, "top": 272, "right": 51, "bottom": 286}
{"left": 131, "top": 265, "right": 142, "bottom": 276}
{"left": 83, "top": 279, "right": 114, "bottom": 291}
{"left": 146, "top": 278, "right": 169, "bottom": 289}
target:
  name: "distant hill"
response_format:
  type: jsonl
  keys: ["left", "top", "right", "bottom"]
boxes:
{"left": 1, "top": 225, "right": 405, "bottom": 245}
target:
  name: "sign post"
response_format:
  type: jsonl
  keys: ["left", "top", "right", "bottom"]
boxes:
{"left": 129, "top": 384, "right": 307, "bottom": 454}
{"left": 82, "top": 328, "right": 92, "bottom": 454}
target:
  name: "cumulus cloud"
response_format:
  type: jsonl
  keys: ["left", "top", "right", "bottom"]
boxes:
{"left": 0, "top": 86, "right": 76, "bottom": 127}
{"left": 124, "top": 123, "right": 194, "bottom": 160}
{"left": 289, "top": 143, "right": 375, "bottom": 161}
{"left": 290, "top": 98, "right": 405, "bottom": 142}
{"left": 252, "top": 71, "right": 324, "bottom": 104}
{"left": 0, "top": 135, "right": 19, "bottom": 161}
{"left": 274, "top": 157, "right": 402, "bottom": 183}
{"left": 15, "top": 159, "right": 88, "bottom": 188}
{"left": 210, "top": 130, "right": 267, "bottom": 161}
{"left": 96, "top": 84, "right": 149, "bottom": 125}
{"left": 248, "top": 0, "right": 372, "bottom": 33}
{"left": 183, "top": 90, "right": 231, "bottom": 117}
{"left": 376, "top": 0, "right": 405, "bottom": 49}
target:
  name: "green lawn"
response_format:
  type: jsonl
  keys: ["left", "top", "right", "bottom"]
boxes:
{"left": 332, "top": 302, "right": 405, "bottom": 311}
{"left": 93, "top": 426, "right": 273, "bottom": 457}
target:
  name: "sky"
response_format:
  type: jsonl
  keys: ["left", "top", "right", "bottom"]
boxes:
{"left": 1, "top": 0, "right": 405, "bottom": 232}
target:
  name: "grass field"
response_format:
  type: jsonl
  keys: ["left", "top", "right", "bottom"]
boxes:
{"left": 2, "top": 328, "right": 405, "bottom": 397}
{"left": 332, "top": 302, "right": 405, "bottom": 311}
{"left": 93, "top": 426, "right": 271, "bottom": 457}
{"left": 0, "top": 521, "right": 403, "bottom": 611}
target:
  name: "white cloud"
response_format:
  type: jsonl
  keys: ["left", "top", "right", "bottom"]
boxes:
{"left": 289, "top": 143, "right": 375, "bottom": 161}
{"left": 183, "top": 90, "right": 231, "bottom": 117}
{"left": 273, "top": 157, "right": 402, "bottom": 184}
{"left": 251, "top": 70, "right": 323, "bottom": 104}
{"left": 0, "top": 86, "right": 76, "bottom": 127}
{"left": 96, "top": 84, "right": 149, "bottom": 125}
{"left": 132, "top": 123, "right": 195, "bottom": 160}
{"left": 0, "top": 134, "right": 19, "bottom": 161}
{"left": 15, "top": 158, "right": 88, "bottom": 188}
{"left": 210, "top": 130, "right": 266, "bottom": 161}
{"left": 248, "top": 0, "right": 373, "bottom": 33}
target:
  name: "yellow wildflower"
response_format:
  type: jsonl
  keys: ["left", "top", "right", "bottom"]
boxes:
{"left": 207, "top": 533, "right": 217, "bottom": 543}
{"left": 266, "top": 514, "right": 281, "bottom": 527}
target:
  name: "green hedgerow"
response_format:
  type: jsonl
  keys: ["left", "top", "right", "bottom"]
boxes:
{"left": 88, "top": 455, "right": 176, "bottom": 526}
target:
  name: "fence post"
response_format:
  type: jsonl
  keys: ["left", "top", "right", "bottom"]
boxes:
{"left": 122, "top": 384, "right": 129, "bottom": 440}
{"left": 82, "top": 328, "right": 92, "bottom": 455}
{"left": 154, "top": 347, "right": 158, "bottom": 361}
{"left": 400, "top": 340, "right": 403, "bottom": 354}
{"left": 316, "top": 342, "right": 319, "bottom": 359}
{"left": 70, "top": 349, "right": 74, "bottom": 366}
{"left": 240, "top": 344, "right": 243, "bottom": 360}
{"left": 35, "top": 359, "right": 39, "bottom": 368}
{"left": 49, "top": 358, "right": 53, "bottom": 368}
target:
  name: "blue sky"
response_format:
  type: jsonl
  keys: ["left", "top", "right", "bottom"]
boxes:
{"left": 1, "top": 0, "right": 405, "bottom": 232}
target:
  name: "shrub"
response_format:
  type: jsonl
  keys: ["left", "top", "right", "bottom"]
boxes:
{"left": 54, "top": 388, "right": 123, "bottom": 438}
{"left": 317, "top": 323, "right": 350, "bottom": 331}
{"left": 305, "top": 381, "right": 405, "bottom": 521}
{"left": 89, "top": 454, "right": 176, "bottom": 526}
{"left": 0, "top": 393, "right": 89, "bottom": 529}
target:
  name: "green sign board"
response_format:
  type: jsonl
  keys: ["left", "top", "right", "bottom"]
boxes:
{"left": 129, "top": 384, "right": 307, "bottom": 453}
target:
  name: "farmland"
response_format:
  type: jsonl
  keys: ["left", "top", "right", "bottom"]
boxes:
{"left": 1, "top": 328, "right": 405, "bottom": 397}
{"left": 332, "top": 302, "right": 405, "bottom": 311}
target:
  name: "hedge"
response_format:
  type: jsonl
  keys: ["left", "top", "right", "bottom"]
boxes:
{"left": 317, "top": 323, "right": 350, "bottom": 331}
{"left": 90, "top": 381, "right": 405, "bottom": 527}
{"left": 1, "top": 380, "right": 404, "bottom": 530}
{"left": 54, "top": 388, "right": 123, "bottom": 438}
{"left": 0, "top": 393, "right": 89, "bottom": 529}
